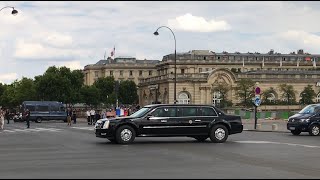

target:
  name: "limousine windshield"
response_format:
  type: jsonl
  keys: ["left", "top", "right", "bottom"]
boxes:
{"left": 130, "top": 107, "right": 151, "bottom": 118}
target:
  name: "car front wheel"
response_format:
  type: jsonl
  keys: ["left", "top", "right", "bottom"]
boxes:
{"left": 115, "top": 125, "right": 136, "bottom": 144}
{"left": 209, "top": 124, "right": 229, "bottom": 143}
{"left": 309, "top": 124, "right": 320, "bottom": 136}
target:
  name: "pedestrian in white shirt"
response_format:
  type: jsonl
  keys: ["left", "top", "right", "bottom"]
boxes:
{"left": 90, "top": 109, "right": 95, "bottom": 125}
{"left": 86, "top": 110, "right": 91, "bottom": 125}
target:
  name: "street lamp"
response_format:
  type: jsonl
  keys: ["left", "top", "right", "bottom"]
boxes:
{"left": 0, "top": 6, "right": 18, "bottom": 15}
{"left": 153, "top": 26, "right": 177, "bottom": 104}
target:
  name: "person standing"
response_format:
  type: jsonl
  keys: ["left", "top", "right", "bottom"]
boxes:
{"left": 90, "top": 108, "right": 95, "bottom": 125}
{"left": 0, "top": 109, "right": 5, "bottom": 130}
{"left": 72, "top": 110, "right": 77, "bottom": 124}
{"left": 5, "top": 109, "right": 10, "bottom": 124}
{"left": 25, "top": 109, "right": 30, "bottom": 128}
{"left": 86, "top": 109, "right": 91, "bottom": 125}
{"left": 67, "top": 108, "right": 72, "bottom": 126}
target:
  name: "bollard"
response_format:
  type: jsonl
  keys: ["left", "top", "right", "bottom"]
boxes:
{"left": 256, "top": 124, "right": 262, "bottom": 130}
{"left": 272, "top": 124, "right": 278, "bottom": 131}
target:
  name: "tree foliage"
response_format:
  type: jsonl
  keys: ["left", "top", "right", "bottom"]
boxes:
{"left": 279, "top": 84, "right": 296, "bottom": 105}
{"left": 118, "top": 80, "right": 138, "bottom": 104}
{"left": 300, "top": 85, "right": 316, "bottom": 105}
{"left": 234, "top": 79, "right": 255, "bottom": 107}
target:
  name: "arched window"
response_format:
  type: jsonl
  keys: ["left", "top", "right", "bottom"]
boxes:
{"left": 212, "top": 91, "right": 221, "bottom": 106}
{"left": 267, "top": 93, "right": 276, "bottom": 102}
{"left": 316, "top": 94, "right": 320, "bottom": 103}
{"left": 177, "top": 92, "right": 190, "bottom": 104}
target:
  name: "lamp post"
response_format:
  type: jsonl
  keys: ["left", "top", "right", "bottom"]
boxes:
{"left": 153, "top": 26, "right": 177, "bottom": 104}
{"left": 0, "top": 6, "right": 18, "bottom": 15}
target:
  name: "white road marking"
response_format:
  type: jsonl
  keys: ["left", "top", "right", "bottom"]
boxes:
{"left": 71, "top": 127, "right": 94, "bottom": 130}
{"left": 0, "top": 128, "right": 62, "bottom": 134}
{"left": 234, "top": 140, "right": 320, "bottom": 149}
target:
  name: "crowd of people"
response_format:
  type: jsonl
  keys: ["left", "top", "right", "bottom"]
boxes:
{"left": 0, "top": 105, "right": 141, "bottom": 130}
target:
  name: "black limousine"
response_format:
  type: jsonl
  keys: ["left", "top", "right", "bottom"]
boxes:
{"left": 94, "top": 104, "right": 243, "bottom": 144}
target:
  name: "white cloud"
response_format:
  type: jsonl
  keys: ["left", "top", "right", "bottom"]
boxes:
{"left": 0, "top": 73, "right": 18, "bottom": 84}
{"left": 279, "top": 30, "right": 320, "bottom": 48}
{"left": 168, "top": 13, "right": 231, "bottom": 32}
{"left": 47, "top": 61, "right": 83, "bottom": 71}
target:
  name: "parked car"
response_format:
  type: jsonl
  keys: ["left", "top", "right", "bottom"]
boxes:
{"left": 287, "top": 104, "right": 320, "bottom": 136}
{"left": 94, "top": 104, "right": 243, "bottom": 144}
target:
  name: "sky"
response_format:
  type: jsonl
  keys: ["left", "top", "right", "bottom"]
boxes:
{"left": 1, "top": 1, "right": 320, "bottom": 84}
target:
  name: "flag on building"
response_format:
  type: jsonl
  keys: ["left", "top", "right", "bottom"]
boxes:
{"left": 305, "top": 57, "right": 311, "bottom": 61}
{"left": 110, "top": 46, "right": 115, "bottom": 57}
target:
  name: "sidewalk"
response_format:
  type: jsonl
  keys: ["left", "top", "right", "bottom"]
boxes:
{"left": 242, "top": 119, "right": 289, "bottom": 132}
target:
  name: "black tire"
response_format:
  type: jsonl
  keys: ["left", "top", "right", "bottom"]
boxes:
{"left": 63, "top": 117, "right": 67, "bottom": 122}
{"left": 309, "top": 124, "right": 320, "bottom": 136}
{"left": 115, "top": 125, "right": 136, "bottom": 144}
{"left": 35, "top": 117, "right": 42, "bottom": 123}
{"left": 291, "top": 130, "right": 301, "bottom": 136}
{"left": 193, "top": 136, "right": 208, "bottom": 142}
{"left": 209, "top": 124, "right": 229, "bottom": 143}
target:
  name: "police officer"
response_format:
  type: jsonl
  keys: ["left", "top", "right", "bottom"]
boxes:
{"left": 25, "top": 109, "right": 30, "bottom": 128}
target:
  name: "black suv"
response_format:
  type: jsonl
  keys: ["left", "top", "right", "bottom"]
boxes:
{"left": 287, "top": 104, "right": 320, "bottom": 136}
{"left": 94, "top": 104, "right": 243, "bottom": 144}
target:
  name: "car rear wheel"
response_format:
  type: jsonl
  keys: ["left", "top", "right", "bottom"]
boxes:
{"left": 291, "top": 130, "right": 301, "bottom": 136}
{"left": 309, "top": 124, "right": 320, "bottom": 136}
{"left": 35, "top": 117, "right": 42, "bottom": 123}
{"left": 193, "top": 136, "right": 208, "bottom": 142}
{"left": 115, "top": 125, "right": 136, "bottom": 144}
{"left": 209, "top": 124, "right": 229, "bottom": 143}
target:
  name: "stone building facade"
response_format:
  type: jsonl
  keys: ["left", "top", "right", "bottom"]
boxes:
{"left": 83, "top": 49, "right": 320, "bottom": 107}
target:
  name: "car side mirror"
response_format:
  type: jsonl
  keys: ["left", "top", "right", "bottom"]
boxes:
{"left": 146, "top": 114, "right": 153, "bottom": 120}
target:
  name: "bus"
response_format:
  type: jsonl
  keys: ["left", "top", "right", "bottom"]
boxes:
{"left": 21, "top": 101, "right": 67, "bottom": 123}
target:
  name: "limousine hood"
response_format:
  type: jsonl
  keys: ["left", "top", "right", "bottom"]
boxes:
{"left": 101, "top": 116, "right": 134, "bottom": 122}
{"left": 289, "top": 113, "right": 314, "bottom": 120}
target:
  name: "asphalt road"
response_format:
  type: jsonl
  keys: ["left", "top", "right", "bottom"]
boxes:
{"left": 1, "top": 120, "right": 320, "bottom": 179}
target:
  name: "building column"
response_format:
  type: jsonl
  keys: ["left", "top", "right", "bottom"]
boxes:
{"left": 206, "top": 87, "right": 211, "bottom": 105}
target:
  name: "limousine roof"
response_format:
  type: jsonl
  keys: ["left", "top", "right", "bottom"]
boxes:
{"left": 143, "top": 104, "right": 215, "bottom": 108}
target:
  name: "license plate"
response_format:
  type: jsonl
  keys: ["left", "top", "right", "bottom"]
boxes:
{"left": 289, "top": 127, "right": 295, "bottom": 130}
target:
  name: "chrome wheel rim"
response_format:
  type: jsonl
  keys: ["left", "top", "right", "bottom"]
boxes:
{"left": 215, "top": 128, "right": 225, "bottom": 140}
{"left": 120, "top": 129, "right": 132, "bottom": 142}
{"left": 312, "top": 126, "right": 319, "bottom": 135}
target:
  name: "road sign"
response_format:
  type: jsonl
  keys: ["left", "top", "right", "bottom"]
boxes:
{"left": 255, "top": 87, "right": 261, "bottom": 95}
{"left": 254, "top": 96, "right": 261, "bottom": 107}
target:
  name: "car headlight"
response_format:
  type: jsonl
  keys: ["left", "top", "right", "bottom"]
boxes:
{"left": 300, "top": 118, "right": 310, "bottom": 122}
{"left": 102, "top": 120, "right": 110, "bottom": 129}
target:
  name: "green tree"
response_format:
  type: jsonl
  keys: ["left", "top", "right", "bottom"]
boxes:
{"left": 279, "top": 84, "right": 296, "bottom": 105}
{"left": 262, "top": 87, "right": 277, "bottom": 105}
{"left": 80, "top": 85, "right": 101, "bottom": 107}
{"left": 235, "top": 79, "right": 255, "bottom": 107}
{"left": 212, "top": 83, "right": 232, "bottom": 108}
{"left": 118, "top": 80, "right": 138, "bottom": 104}
{"left": 300, "top": 85, "right": 316, "bottom": 105}
{"left": 93, "top": 76, "right": 115, "bottom": 104}
{"left": 0, "top": 84, "right": 17, "bottom": 108}
{"left": 14, "top": 77, "right": 37, "bottom": 103}
{"left": 34, "top": 66, "right": 84, "bottom": 105}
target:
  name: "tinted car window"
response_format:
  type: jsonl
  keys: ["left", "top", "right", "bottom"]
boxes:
{"left": 151, "top": 107, "right": 176, "bottom": 117}
{"left": 202, "top": 107, "right": 217, "bottom": 116}
{"left": 37, "top": 105, "right": 49, "bottom": 112}
{"left": 26, "top": 105, "right": 36, "bottom": 112}
{"left": 182, "top": 107, "right": 197, "bottom": 116}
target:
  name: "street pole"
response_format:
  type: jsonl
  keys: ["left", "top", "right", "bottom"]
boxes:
{"left": 254, "top": 105, "right": 257, "bottom": 130}
{"left": 154, "top": 26, "right": 177, "bottom": 104}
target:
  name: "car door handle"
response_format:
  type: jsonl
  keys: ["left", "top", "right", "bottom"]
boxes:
{"left": 195, "top": 120, "right": 201, "bottom": 122}
{"left": 161, "top": 120, "right": 167, "bottom": 123}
